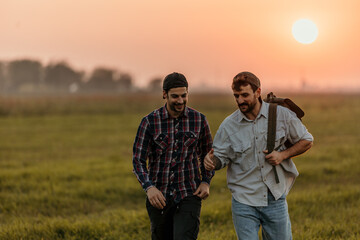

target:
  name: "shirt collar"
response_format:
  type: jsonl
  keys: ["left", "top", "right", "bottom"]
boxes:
{"left": 161, "top": 104, "right": 189, "bottom": 120}
{"left": 259, "top": 101, "right": 269, "bottom": 119}
{"left": 237, "top": 102, "right": 269, "bottom": 122}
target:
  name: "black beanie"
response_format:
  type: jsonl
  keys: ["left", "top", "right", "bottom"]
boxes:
{"left": 163, "top": 72, "right": 188, "bottom": 91}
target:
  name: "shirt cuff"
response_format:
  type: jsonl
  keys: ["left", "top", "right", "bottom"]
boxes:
{"left": 201, "top": 174, "right": 213, "bottom": 185}
{"left": 142, "top": 181, "right": 153, "bottom": 192}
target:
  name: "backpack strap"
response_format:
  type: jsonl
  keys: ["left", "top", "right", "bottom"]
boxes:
{"left": 267, "top": 103, "right": 280, "bottom": 184}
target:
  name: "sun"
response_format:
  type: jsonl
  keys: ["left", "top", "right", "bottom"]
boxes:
{"left": 292, "top": 19, "right": 318, "bottom": 44}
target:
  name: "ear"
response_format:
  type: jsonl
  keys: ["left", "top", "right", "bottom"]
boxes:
{"left": 255, "top": 87, "right": 261, "bottom": 98}
{"left": 162, "top": 90, "right": 167, "bottom": 99}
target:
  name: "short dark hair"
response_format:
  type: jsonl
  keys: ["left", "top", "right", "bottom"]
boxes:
{"left": 232, "top": 72, "right": 260, "bottom": 92}
{"left": 232, "top": 80, "right": 258, "bottom": 92}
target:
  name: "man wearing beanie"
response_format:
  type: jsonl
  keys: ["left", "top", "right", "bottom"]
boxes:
{"left": 204, "top": 72, "right": 313, "bottom": 239}
{"left": 133, "top": 72, "right": 214, "bottom": 240}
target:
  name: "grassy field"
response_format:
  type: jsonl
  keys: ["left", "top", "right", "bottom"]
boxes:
{"left": 0, "top": 93, "right": 359, "bottom": 239}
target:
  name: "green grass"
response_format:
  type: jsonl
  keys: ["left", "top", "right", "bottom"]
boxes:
{"left": 0, "top": 93, "right": 359, "bottom": 239}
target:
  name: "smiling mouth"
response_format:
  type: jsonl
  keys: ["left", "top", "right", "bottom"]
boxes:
{"left": 174, "top": 104, "right": 184, "bottom": 111}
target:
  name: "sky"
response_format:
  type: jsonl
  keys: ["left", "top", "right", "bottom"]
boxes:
{"left": 1, "top": 0, "right": 360, "bottom": 92}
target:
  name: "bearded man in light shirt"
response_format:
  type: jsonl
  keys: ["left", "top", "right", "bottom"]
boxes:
{"left": 204, "top": 71, "right": 313, "bottom": 240}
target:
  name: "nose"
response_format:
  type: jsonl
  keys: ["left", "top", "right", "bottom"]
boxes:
{"left": 236, "top": 96, "right": 244, "bottom": 105}
{"left": 177, "top": 97, "right": 184, "bottom": 104}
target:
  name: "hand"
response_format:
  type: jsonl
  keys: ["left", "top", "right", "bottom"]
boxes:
{"left": 204, "top": 149, "right": 215, "bottom": 171}
{"left": 263, "top": 150, "right": 284, "bottom": 166}
{"left": 147, "top": 186, "right": 166, "bottom": 209}
{"left": 194, "top": 182, "right": 210, "bottom": 200}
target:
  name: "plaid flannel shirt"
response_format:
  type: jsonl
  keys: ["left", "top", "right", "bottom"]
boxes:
{"left": 133, "top": 105, "right": 214, "bottom": 202}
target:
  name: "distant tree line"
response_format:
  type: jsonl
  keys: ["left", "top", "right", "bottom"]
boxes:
{"left": 0, "top": 59, "right": 162, "bottom": 94}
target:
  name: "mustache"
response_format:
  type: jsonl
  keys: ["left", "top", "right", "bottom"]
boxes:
{"left": 238, "top": 103, "right": 249, "bottom": 107}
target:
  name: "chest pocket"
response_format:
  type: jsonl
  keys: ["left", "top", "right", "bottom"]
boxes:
{"left": 261, "top": 128, "right": 287, "bottom": 151}
{"left": 275, "top": 130, "right": 286, "bottom": 150}
{"left": 183, "top": 131, "right": 198, "bottom": 149}
{"left": 232, "top": 142, "right": 254, "bottom": 171}
{"left": 154, "top": 133, "right": 169, "bottom": 152}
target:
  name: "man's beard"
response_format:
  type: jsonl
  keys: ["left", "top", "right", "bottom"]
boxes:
{"left": 169, "top": 102, "right": 186, "bottom": 113}
{"left": 238, "top": 101, "right": 255, "bottom": 113}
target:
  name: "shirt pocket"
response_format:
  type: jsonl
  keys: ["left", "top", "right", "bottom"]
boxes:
{"left": 275, "top": 129, "right": 286, "bottom": 150}
{"left": 232, "top": 142, "right": 254, "bottom": 171}
{"left": 154, "top": 133, "right": 169, "bottom": 153}
{"left": 183, "top": 131, "right": 198, "bottom": 149}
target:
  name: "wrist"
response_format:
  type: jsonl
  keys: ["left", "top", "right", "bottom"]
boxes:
{"left": 201, "top": 181, "right": 210, "bottom": 187}
{"left": 280, "top": 150, "right": 288, "bottom": 161}
{"left": 145, "top": 185, "right": 155, "bottom": 193}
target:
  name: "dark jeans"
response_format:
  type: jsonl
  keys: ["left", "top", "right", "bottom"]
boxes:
{"left": 146, "top": 195, "right": 202, "bottom": 240}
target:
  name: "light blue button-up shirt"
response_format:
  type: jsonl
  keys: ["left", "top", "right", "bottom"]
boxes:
{"left": 213, "top": 102, "right": 313, "bottom": 207}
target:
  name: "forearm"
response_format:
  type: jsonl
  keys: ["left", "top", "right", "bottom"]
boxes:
{"left": 133, "top": 167, "right": 153, "bottom": 191}
{"left": 203, "top": 149, "right": 226, "bottom": 171}
{"left": 212, "top": 154, "right": 223, "bottom": 170}
{"left": 281, "top": 139, "right": 313, "bottom": 160}
{"left": 201, "top": 154, "right": 215, "bottom": 183}
{"left": 133, "top": 154, "right": 152, "bottom": 191}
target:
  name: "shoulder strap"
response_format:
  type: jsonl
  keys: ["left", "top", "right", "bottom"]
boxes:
{"left": 267, "top": 103, "right": 280, "bottom": 184}
{"left": 267, "top": 103, "right": 277, "bottom": 152}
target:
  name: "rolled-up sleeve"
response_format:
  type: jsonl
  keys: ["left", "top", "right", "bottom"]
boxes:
{"left": 212, "top": 124, "right": 233, "bottom": 169}
{"left": 287, "top": 112, "right": 314, "bottom": 144}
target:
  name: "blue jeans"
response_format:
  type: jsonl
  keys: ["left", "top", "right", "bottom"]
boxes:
{"left": 231, "top": 192, "right": 292, "bottom": 240}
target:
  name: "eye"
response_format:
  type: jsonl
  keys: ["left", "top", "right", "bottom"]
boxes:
{"left": 234, "top": 94, "right": 239, "bottom": 98}
{"left": 181, "top": 94, "right": 187, "bottom": 98}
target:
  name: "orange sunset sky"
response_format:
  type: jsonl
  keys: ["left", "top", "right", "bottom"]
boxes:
{"left": 1, "top": 0, "right": 360, "bottom": 92}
